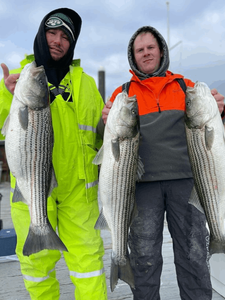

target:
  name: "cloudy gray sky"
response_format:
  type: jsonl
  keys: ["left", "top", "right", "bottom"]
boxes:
{"left": 0, "top": 0, "right": 225, "bottom": 99}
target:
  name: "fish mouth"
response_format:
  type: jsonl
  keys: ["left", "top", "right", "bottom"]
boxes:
{"left": 31, "top": 65, "right": 45, "bottom": 77}
{"left": 185, "top": 109, "right": 208, "bottom": 129}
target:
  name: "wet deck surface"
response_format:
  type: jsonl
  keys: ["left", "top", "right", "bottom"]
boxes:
{"left": 0, "top": 181, "right": 224, "bottom": 300}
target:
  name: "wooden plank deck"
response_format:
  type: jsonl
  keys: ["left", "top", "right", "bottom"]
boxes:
{"left": 0, "top": 181, "right": 224, "bottom": 300}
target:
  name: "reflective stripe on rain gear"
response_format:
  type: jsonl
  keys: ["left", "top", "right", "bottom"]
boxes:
{"left": 70, "top": 268, "right": 105, "bottom": 279}
{"left": 23, "top": 267, "right": 105, "bottom": 282}
{"left": 23, "top": 268, "right": 55, "bottom": 282}
{"left": 78, "top": 124, "right": 97, "bottom": 133}
{"left": 86, "top": 180, "right": 98, "bottom": 189}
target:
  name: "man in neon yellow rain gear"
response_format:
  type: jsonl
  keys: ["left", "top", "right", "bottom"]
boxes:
{"left": 0, "top": 7, "right": 107, "bottom": 300}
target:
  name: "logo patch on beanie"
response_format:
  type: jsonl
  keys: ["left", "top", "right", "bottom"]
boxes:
{"left": 46, "top": 17, "right": 63, "bottom": 28}
{"left": 45, "top": 16, "right": 75, "bottom": 41}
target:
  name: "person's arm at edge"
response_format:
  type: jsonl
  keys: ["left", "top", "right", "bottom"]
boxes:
{"left": 96, "top": 86, "right": 123, "bottom": 138}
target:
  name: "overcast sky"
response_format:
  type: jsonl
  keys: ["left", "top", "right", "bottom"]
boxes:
{"left": 0, "top": 0, "right": 225, "bottom": 99}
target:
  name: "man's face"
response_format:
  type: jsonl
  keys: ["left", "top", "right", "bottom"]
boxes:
{"left": 133, "top": 32, "right": 163, "bottom": 74}
{"left": 46, "top": 29, "right": 70, "bottom": 61}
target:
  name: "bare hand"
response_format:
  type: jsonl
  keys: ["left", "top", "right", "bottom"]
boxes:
{"left": 211, "top": 88, "right": 224, "bottom": 114}
{"left": 1, "top": 63, "right": 20, "bottom": 94}
{"left": 102, "top": 100, "right": 113, "bottom": 124}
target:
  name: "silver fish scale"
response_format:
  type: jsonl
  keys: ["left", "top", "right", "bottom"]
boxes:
{"left": 186, "top": 128, "right": 223, "bottom": 241}
{"left": 111, "top": 134, "right": 139, "bottom": 265}
{"left": 22, "top": 107, "right": 53, "bottom": 230}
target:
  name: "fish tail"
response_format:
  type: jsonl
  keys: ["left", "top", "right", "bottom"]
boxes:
{"left": 23, "top": 223, "right": 68, "bottom": 256}
{"left": 210, "top": 239, "right": 225, "bottom": 255}
{"left": 110, "top": 256, "right": 135, "bottom": 292}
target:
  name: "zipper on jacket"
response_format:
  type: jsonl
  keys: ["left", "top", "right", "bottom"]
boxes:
{"left": 156, "top": 77, "right": 180, "bottom": 113}
{"left": 157, "top": 102, "right": 161, "bottom": 113}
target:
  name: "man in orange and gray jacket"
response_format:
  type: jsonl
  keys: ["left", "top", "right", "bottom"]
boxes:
{"left": 102, "top": 26, "right": 225, "bottom": 300}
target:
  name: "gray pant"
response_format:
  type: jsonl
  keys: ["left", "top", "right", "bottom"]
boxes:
{"left": 128, "top": 179, "right": 212, "bottom": 300}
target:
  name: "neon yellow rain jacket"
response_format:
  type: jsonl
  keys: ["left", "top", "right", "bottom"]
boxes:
{"left": 0, "top": 55, "right": 107, "bottom": 300}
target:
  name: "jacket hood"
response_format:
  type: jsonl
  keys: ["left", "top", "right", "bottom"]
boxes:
{"left": 33, "top": 8, "right": 82, "bottom": 87}
{"left": 128, "top": 26, "right": 170, "bottom": 80}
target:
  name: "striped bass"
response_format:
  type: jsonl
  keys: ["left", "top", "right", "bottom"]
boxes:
{"left": 93, "top": 91, "right": 144, "bottom": 291}
{"left": 1, "top": 61, "right": 67, "bottom": 256}
{"left": 185, "top": 81, "right": 225, "bottom": 255}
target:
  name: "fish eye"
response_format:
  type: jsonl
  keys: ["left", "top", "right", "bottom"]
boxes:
{"left": 131, "top": 109, "right": 136, "bottom": 115}
{"left": 186, "top": 100, "right": 191, "bottom": 107}
{"left": 39, "top": 79, "right": 44, "bottom": 86}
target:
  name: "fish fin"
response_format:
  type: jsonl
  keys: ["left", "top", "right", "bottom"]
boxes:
{"left": 210, "top": 239, "right": 225, "bottom": 255}
{"left": 48, "top": 166, "right": 58, "bottom": 197}
{"left": 188, "top": 186, "right": 205, "bottom": 214}
{"left": 111, "top": 138, "right": 120, "bottom": 161}
{"left": 136, "top": 156, "right": 145, "bottom": 181}
{"left": 93, "top": 145, "right": 104, "bottom": 165}
{"left": 1, "top": 115, "right": 10, "bottom": 136}
{"left": 12, "top": 183, "right": 27, "bottom": 204}
{"left": 110, "top": 260, "right": 119, "bottom": 291}
{"left": 205, "top": 126, "right": 214, "bottom": 150}
{"left": 94, "top": 209, "right": 110, "bottom": 230}
{"left": 19, "top": 106, "right": 29, "bottom": 130}
{"left": 23, "top": 221, "right": 68, "bottom": 256}
{"left": 110, "top": 254, "right": 135, "bottom": 292}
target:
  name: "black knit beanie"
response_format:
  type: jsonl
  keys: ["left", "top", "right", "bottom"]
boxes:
{"left": 45, "top": 13, "right": 75, "bottom": 44}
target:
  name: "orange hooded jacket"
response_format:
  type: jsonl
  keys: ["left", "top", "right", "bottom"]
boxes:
{"left": 110, "top": 70, "right": 195, "bottom": 115}
{"left": 109, "top": 70, "right": 195, "bottom": 182}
